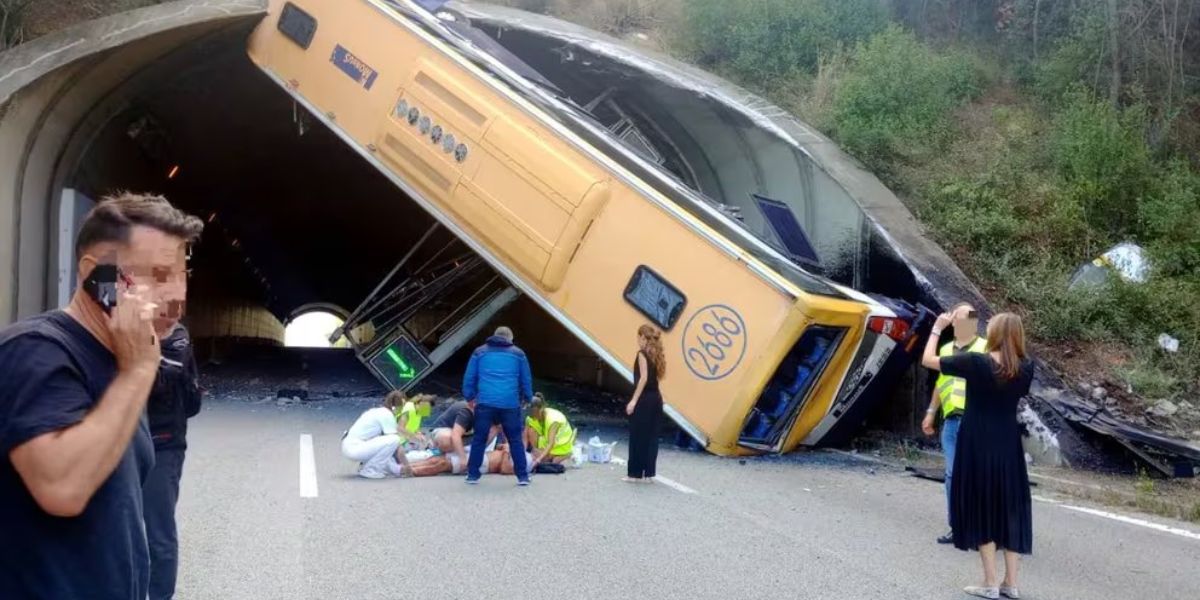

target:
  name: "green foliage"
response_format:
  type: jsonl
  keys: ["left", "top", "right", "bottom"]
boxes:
{"left": 1050, "top": 89, "right": 1155, "bottom": 237}
{"left": 1138, "top": 161, "right": 1200, "bottom": 277}
{"left": 1, "top": 0, "right": 35, "bottom": 49}
{"left": 1032, "top": 9, "right": 1109, "bottom": 102}
{"left": 679, "top": 0, "right": 888, "bottom": 86}
{"left": 1120, "top": 363, "right": 1181, "bottom": 400}
{"left": 831, "top": 26, "right": 982, "bottom": 178}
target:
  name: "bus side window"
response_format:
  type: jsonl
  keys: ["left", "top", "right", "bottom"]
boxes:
{"left": 623, "top": 265, "right": 686, "bottom": 330}
{"left": 752, "top": 194, "right": 821, "bottom": 269}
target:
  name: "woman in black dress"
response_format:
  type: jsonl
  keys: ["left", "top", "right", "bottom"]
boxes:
{"left": 922, "top": 311, "right": 1034, "bottom": 600}
{"left": 624, "top": 324, "right": 665, "bottom": 483}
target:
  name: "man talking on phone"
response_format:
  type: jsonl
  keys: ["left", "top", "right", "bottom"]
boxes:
{"left": 0, "top": 193, "right": 203, "bottom": 599}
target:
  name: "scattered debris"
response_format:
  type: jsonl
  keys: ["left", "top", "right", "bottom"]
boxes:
{"left": 1068, "top": 242, "right": 1151, "bottom": 290}
{"left": 1149, "top": 400, "right": 1180, "bottom": 418}
{"left": 276, "top": 388, "right": 309, "bottom": 401}
{"left": 1091, "top": 386, "right": 1108, "bottom": 401}
{"left": 1157, "top": 334, "right": 1180, "bottom": 353}
{"left": 586, "top": 436, "right": 616, "bottom": 463}
{"left": 1018, "top": 403, "right": 1063, "bottom": 466}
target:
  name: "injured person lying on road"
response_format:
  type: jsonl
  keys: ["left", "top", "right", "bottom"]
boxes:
{"left": 400, "top": 443, "right": 532, "bottom": 478}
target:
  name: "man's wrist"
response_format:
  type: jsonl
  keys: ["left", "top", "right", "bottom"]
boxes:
{"left": 120, "top": 362, "right": 159, "bottom": 380}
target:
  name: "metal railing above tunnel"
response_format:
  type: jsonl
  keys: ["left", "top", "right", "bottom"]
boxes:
{"left": 335, "top": 223, "right": 518, "bottom": 391}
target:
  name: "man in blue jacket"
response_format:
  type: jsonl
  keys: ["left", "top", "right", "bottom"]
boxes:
{"left": 463, "top": 326, "right": 532, "bottom": 485}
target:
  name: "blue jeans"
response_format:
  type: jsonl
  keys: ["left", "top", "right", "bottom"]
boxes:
{"left": 143, "top": 447, "right": 185, "bottom": 600}
{"left": 941, "top": 415, "right": 961, "bottom": 529}
{"left": 468, "top": 404, "right": 528, "bottom": 480}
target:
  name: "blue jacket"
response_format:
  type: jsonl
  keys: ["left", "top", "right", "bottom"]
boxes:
{"left": 462, "top": 336, "right": 533, "bottom": 408}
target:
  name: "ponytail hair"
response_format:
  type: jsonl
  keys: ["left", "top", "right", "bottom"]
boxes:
{"left": 383, "top": 389, "right": 407, "bottom": 411}
{"left": 638, "top": 324, "right": 666, "bottom": 380}
{"left": 985, "top": 313, "right": 1027, "bottom": 380}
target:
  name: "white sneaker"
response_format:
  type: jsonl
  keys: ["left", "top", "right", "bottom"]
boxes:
{"left": 964, "top": 586, "right": 999, "bottom": 599}
{"left": 1000, "top": 586, "right": 1020, "bottom": 599}
{"left": 357, "top": 466, "right": 386, "bottom": 479}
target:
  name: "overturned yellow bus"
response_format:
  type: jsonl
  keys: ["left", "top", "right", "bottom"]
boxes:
{"left": 245, "top": 0, "right": 931, "bottom": 455}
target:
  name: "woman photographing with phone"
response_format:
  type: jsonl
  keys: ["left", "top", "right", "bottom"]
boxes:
{"left": 922, "top": 309, "right": 1035, "bottom": 600}
{"left": 624, "top": 324, "right": 665, "bottom": 483}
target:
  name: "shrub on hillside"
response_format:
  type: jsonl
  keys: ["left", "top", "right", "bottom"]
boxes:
{"left": 1051, "top": 89, "right": 1155, "bottom": 238}
{"left": 1138, "top": 161, "right": 1200, "bottom": 277}
{"left": 679, "top": 0, "right": 887, "bottom": 86}
{"left": 832, "top": 26, "right": 982, "bottom": 179}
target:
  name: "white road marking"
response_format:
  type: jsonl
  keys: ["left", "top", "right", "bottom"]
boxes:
{"left": 1055, "top": 503, "right": 1200, "bottom": 542}
{"left": 299, "top": 434, "right": 319, "bottom": 498}
{"left": 611, "top": 456, "right": 698, "bottom": 495}
{"left": 1036, "top": 494, "right": 1200, "bottom": 541}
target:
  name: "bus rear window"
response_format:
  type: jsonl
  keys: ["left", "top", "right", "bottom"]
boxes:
{"left": 739, "top": 325, "right": 843, "bottom": 448}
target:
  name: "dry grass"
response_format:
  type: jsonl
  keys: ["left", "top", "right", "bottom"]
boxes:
{"left": 13, "top": 0, "right": 159, "bottom": 43}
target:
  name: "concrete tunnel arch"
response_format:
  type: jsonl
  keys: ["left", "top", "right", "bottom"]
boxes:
{"left": 3, "top": 0, "right": 1124, "bottom": 466}
{"left": 0, "top": 0, "right": 998, "bottom": 423}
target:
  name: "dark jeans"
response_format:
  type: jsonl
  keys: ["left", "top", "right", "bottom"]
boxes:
{"left": 468, "top": 404, "right": 527, "bottom": 480}
{"left": 143, "top": 447, "right": 185, "bottom": 600}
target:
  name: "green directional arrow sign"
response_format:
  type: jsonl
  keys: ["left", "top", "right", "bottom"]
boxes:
{"left": 368, "top": 332, "right": 432, "bottom": 390}
{"left": 385, "top": 347, "right": 416, "bottom": 380}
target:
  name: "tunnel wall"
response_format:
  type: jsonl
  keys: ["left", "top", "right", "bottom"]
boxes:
{"left": 0, "top": 0, "right": 266, "bottom": 325}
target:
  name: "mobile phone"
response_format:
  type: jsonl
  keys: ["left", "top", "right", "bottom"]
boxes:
{"left": 966, "top": 310, "right": 979, "bottom": 319}
{"left": 82, "top": 264, "right": 121, "bottom": 315}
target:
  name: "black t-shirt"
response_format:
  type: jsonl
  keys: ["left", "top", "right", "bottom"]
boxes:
{"left": 148, "top": 324, "right": 202, "bottom": 451}
{"left": 0, "top": 311, "right": 154, "bottom": 600}
{"left": 429, "top": 400, "right": 474, "bottom": 433}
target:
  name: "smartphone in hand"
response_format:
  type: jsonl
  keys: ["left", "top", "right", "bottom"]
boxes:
{"left": 82, "top": 264, "right": 122, "bottom": 315}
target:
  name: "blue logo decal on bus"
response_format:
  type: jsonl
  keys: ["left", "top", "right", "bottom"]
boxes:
{"left": 681, "top": 304, "right": 747, "bottom": 381}
{"left": 330, "top": 44, "right": 377, "bottom": 90}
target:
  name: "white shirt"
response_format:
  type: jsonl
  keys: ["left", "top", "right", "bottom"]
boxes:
{"left": 346, "top": 407, "right": 398, "bottom": 442}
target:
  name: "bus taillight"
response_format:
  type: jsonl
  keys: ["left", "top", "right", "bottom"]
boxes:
{"left": 867, "top": 316, "right": 910, "bottom": 341}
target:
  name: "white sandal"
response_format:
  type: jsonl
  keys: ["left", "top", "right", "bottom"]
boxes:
{"left": 963, "top": 586, "right": 999, "bottom": 599}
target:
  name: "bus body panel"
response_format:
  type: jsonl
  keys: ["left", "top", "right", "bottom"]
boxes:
{"left": 246, "top": 0, "right": 880, "bottom": 455}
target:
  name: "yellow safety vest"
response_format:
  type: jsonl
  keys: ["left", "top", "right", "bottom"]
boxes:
{"left": 936, "top": 337, "right": 988, "bottom": 419}
{"left": 526, "top": 408, "right": 575, "bottom": 456}
{"left": 394, "top": 401, "right": 422, "bottom": 440}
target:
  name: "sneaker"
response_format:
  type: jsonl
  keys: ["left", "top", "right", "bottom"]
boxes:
{"left": 517, "top": 478, "right": 531, "bottom": 487}
{"left": 937, "top": 531, "right": 954, "bottom": 544}
{"left": 465, "top": 477, "right": 480, "bottom": 485}
{"left": 999, "top": 586, "right": 1020, "bottom": 599}
{"left": 357, "top": 467, "right": 386, "bottom": 480}
{"left": 963, "top": 586, "right": 1000, "bottom": 599}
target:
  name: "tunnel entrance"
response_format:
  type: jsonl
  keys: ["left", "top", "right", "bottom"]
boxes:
{"left": 56, "top": 21, "right": 611, "bottom": 395}
{"left": 284, "top": 310, "right": 347, "bottom": 348}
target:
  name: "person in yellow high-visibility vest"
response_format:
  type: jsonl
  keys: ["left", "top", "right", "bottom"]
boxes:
{"left": 921, "top": 303, "right": 987, "bottom": 546}
{"left": 524, "top": 393, "right": 576, "bottom": 468}
{"left": 390, "top": 391, "right": 432, "bottom": 450}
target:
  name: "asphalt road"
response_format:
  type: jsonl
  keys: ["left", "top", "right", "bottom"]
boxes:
{"left": 174, "top": 398, "right": 1199, "bottom": 600}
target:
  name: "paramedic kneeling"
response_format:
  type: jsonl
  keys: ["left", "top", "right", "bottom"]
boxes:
{"left": 342, "top": 393, "right": 407, "bottom": 479}
{"left": 525, "top": 394, "right": 576, "bottom": 468}
{"left": 0, "top": 193, "right": 204, "bottom": 600}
